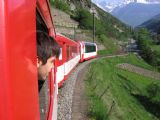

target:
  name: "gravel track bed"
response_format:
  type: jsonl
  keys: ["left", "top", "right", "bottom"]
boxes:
{"left": 57, "top": 60, "right": 94, "bottom": 120}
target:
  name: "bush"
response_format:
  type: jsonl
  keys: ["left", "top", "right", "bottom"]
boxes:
{"left": 88, "top": 95, "right": 108, "bottom": 120}
{"left": 137, "top": 28, "right": 160, "bottom": 67}
{"left": 146, "top": 82, "right": 160, "bottom": 104}
{"left": 98, "top": 34, "right": 106, "bottom": 43}
{"left": 50, "top": 0, "right": 70, "bottom": 13}
{"left": 97, "top": 34, "right": 118, "bottom": 54}
{"left": 72, "top": 8, "right": 93, "bottom": 29}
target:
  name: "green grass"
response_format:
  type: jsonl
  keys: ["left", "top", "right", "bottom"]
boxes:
{"left": 98, "top": 49, "right": 116, "bottom": 56}
{"left": 85, "top": 54, "right": 160, "bottom": 120}
{"left": 97, "top": 36, "right": 118, "bottom": 55}
{"left": 151, "top": 45, "right": 160, "bottom": 53}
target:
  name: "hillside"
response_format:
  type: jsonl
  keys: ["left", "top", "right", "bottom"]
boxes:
{"left": 50, "top": 0, "right": 132, "bottom": 54}
{"left": 138, "top": 13, "right": 160, "bottom": 33}
{"left": 93, "top": 3, "right": 131, "bottom": 40}
{"left": 86, "top": 54, "right": 160, "bottom": 120}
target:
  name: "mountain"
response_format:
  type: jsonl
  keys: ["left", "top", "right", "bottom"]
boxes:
{"left": 112, "top": 3, "right": 160, "bottom": 27}
{"left": 92, "top": 0, "right": 160, "bottom": 27}
{"left": 92, "top": 0, "right": 160, "bottom": 13}
{"left": 138, "top": 13, "right": 160, "bottom": 33}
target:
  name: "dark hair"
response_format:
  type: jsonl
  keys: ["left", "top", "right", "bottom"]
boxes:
{"left": 37, "top": 32, "right": 60, "bottom": 64}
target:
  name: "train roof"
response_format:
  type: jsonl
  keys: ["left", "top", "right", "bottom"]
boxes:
{"left": 79, "top": 41, "right": 97, "bottom": 46}
{"left": 55, "top": 33, "right": 78, "bottom": 45}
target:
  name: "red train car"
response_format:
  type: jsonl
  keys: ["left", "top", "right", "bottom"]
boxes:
{"left": 54, "top": 34, "right": 80, "bottom": 87}
{"left": 79, "top": 41, "right": 97, "bottom": 62}
{"left": 54, "top": 39, "right": 97, "bottom": 88}
{"left": 0, "top": 0, "right": 58, "bottom": 120}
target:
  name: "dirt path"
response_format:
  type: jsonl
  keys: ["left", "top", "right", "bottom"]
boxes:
{"left": 117, "top": 63, "right": 160, "bottom": 80}
{"left": 71, "top": 65, "right": 89, "bottom": 120}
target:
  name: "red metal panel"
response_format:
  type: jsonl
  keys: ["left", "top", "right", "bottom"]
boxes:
{"left": 0, "top": 0, "right": 40, "bottom": 120}
{"left": 37, "top": 0, "right": 56, "bottom": 37}
{"left": 0, "top": 1, "right": 11, "bottom": 119}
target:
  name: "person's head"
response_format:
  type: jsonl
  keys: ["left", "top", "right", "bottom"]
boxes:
{"left": 37, "top": 32, "right": 60, "bottom": 80}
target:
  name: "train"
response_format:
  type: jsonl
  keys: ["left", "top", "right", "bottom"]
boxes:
{"left": 55, "top": 34, "right": 97, "bottom": 87}
{"left": 0, "top": 0, "right": 97, "bottom": 120}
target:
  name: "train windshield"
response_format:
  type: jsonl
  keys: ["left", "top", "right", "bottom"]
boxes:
{"left": 84, "top": 43, "right": 96, "bottom": 53}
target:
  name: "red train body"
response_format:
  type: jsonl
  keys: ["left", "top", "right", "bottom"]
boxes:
{"left": 0, "top": 0, "right": 97, "bottom": 120}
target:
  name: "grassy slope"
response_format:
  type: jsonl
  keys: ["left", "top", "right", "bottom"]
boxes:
{"left": 86, "top": 54, "right": 160, "bottom": 120}
{"left": 151, "top": 45, "right": 160, "bottom": 53}
{"left": 98, "top": 37, "right": 118, "bottom": 55}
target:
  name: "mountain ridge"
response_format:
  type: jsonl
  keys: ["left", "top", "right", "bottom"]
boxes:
{"left": 92, "top": 0, "right": 160, "bottom": 12}
{"left": 138, "top": 13, "right": 160, "bottom": 33}
{"left": 112, "top": 3, "right": 160, "bottom": 27}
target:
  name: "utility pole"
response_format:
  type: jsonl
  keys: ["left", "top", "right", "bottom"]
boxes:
{"left": 91, "top": 1, "right": 96, "bottom": 43}
{"left": 91, "top": 6, "right": 96, "bottom": 43}
{"left": 93, "top": 11, "right": 95, "bottom": 43}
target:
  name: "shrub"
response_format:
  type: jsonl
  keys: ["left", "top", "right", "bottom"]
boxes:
{"left": 88, "top": 95, "right": 108, "bottom": 120}
{"left": 137, "top": 28, "right": 160, "bottom": 67}
{"left": 72, "top": 8, "right": 93, "bottom": 29}
{"left": 146, "top": 82, "right": 160, "bottom": 104}
{"left": 50, "top": 0, "right": 70, "bottom": 13}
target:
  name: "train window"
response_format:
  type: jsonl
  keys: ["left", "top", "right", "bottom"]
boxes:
{"left": 59, "top": 48, "right": 62, "bottom": 60}
{"left": 36, "top": 10, "right": 49, "bottom": 120}
{"left": 72, "top": 46, "right": 77, "bottom": 57}
{"left": 85, "top": 44, "right": 96, "bottom": 53}
{"left": 66, "top": 46, "right": 70, "bottom": 61}
{"left": 36, "top": 10, "right": 48, "bottom": 33}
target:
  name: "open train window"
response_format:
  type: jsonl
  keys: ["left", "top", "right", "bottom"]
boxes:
{"left": 36, "top": 9, "right": 48, "bottom": 33}
{"left": 59, "top": 48, "right": 62, "bottom": 60}
{"left": 36, "top": 9, "right": 49, "bottom": 120}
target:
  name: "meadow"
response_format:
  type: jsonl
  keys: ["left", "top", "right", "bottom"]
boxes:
{"left": 86, "top": 54, "right": 160, "bottom": 120}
